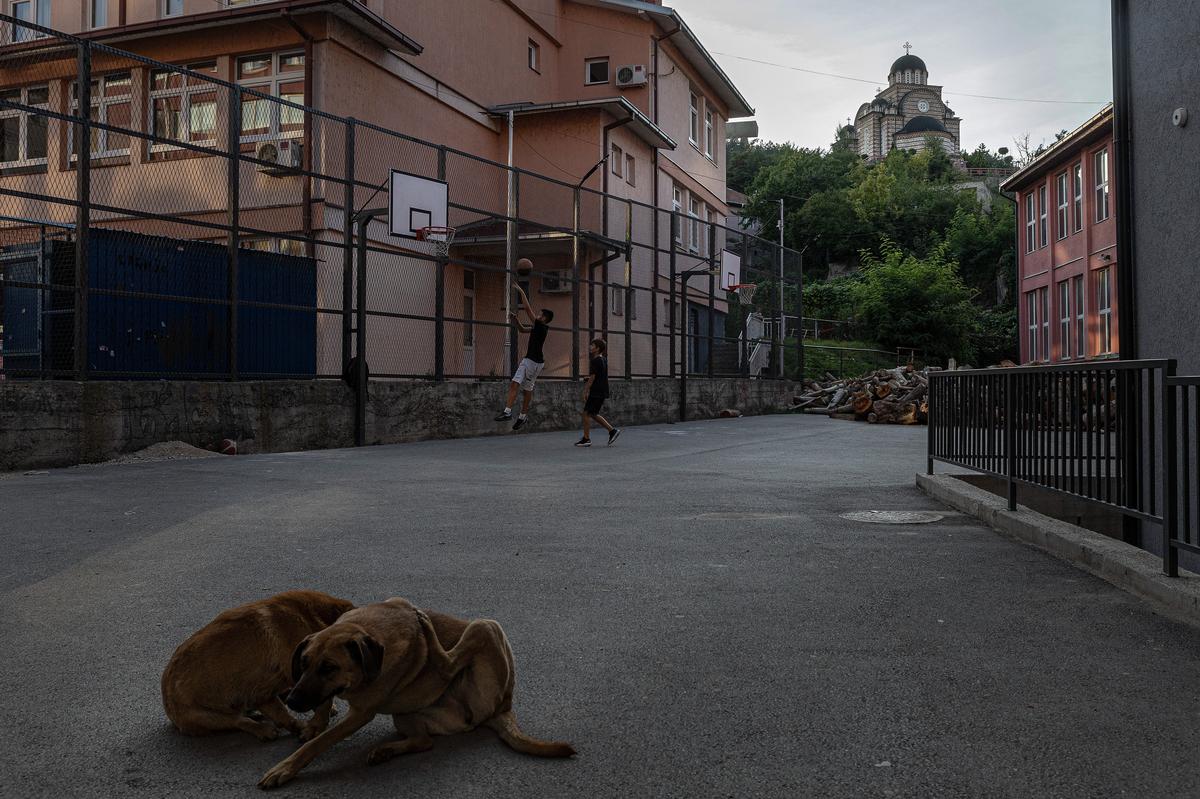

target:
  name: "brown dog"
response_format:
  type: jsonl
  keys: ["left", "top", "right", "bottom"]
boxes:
{"left": 258, "top": 597, "right": 574, "bottom": 789}
{"left": 162, "top": 590, "right": 355, "bottom": 742}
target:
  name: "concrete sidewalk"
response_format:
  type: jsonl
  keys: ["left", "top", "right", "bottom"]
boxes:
{"left": 3, "top": 415, "right": 1200, "bottom": 797}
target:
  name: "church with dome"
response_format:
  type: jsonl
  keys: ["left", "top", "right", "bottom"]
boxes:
{"left": 850, "top": 45, "right": 962, "bottom": 162}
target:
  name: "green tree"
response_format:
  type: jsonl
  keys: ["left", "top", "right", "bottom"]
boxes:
{"left": 725, "top": 139, "right": 797, "bottom": 194}
{"left": 938, "top": 203, "right": 1016, "bottom": 305}
{"left": 962, "top": 143, "right": 1015, "bottom": 170}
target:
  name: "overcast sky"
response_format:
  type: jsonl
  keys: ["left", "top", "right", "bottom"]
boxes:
{"left": 680, "top": 0, "right": 1113, "bottom": 153}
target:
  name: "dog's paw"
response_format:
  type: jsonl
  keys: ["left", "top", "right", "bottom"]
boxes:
{"left": 297, "top": 723, "right": 323, "bottom": 743}
{"left": 258, "top": 763, "right": 296, "bottom": 790}
{"left": 252, "top": 725, "right": 283, "bottom": 743}
{"left": 366, "top": 745, "right": 398, "bottom": 767}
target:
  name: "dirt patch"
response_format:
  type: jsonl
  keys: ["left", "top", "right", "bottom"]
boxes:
{"left": 102, "top": 441, "right": 223, "bottom": 465}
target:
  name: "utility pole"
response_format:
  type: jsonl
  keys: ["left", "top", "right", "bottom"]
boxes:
{"left": 778, "top": 198, "right": 785, "bottom": 378}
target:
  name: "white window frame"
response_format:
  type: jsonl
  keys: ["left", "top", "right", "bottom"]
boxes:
{"left": 704, "top": 108, "right": 714, "bottom": 159}
{"left": 1097, "top": 267, "right": 1112, "bottom": 354}
{"left": 70, "top": 72, "right": 133, "bottom": 160}
{"left": 1074, "top": 274, "right": 1086, "bottom": 358}
{"left": 611, "top": 284, "right": 623, "bottom": 316}
{"left": 610, "top": 143, "right": 622, "bottom": 178}
{"left": 1055, "top": 172, "right": 1068, "bottom": 241}
{"left": 1058, "top": 279, "right": 1071, "bottom": 359}
{"left": 672, "top": 185, "right": 683, "bottom": 247}
{"left": 1026, "top": 291, "right": 1039, "bottom": 362}
{"left": 0, "top": 83, "right": 49, "bottom": 167}
{"left": 527, "top": 39, "right": 540, "bottom": 73}
{"left": 1024, "top": 192, "right": 1035, "bottom": 253}
{"left": 163, "top": 0, "right": 183, "bottom": 16}
{"left": 90, "top": 0, "right": 107, "bottom": 29}
{"left": 1094, "top": 148, "right": 1110, "bottom": 222}
{"left": 12, "top": 0, "right": 50, "bottom": 41}
{"left": 687, "top": 195, "right": 700, "bottom": 254}
{"left": 237, "top": 51, "right": 305, "bottom": 144}
{"left": 1072, "top": 162, "right": 1083, "bottom": 233}
{"left": 584, "top": 58, "right": 609, "bottom": 85}
{"left": 625, "top": 153, "right": 635, "bottom": 187}
{"left": 1040, "top": 287, "right": 1050, "bottom": 362}
{"left": 148, "top": 61, "right": 219, "bottom": 153}
{"left": 689, "top": 92, "right": 699, "bottom": 146}
{"left": 1038, "top": 184, "right": 1048, "bottom": 248}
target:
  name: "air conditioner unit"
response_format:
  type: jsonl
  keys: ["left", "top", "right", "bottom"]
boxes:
{"left": 538, "top": 271, "right": 573, "bottom": 294}
{"left": 255, "top": 138, "right": 302, "bottom": 175}
{"left": 615, "top": 64, "right": 647, "bottom": 88}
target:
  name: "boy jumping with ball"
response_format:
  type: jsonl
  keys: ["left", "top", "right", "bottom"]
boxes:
{"left": 575, "top": 338, "right": 620, "bottom": 447}
{"left": 494, "top": 281, "right": 553, "bottom": 431}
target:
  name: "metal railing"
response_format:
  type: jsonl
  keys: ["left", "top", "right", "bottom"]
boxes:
{"left": 0, "top": 16, "right": 805, "bottom": 394}
{"left": 927, "top": 359, "right": 1200, "bottom": 576}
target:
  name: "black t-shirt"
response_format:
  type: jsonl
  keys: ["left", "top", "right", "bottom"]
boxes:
{"left": 525, "top": 320, "right": 548, "bottom": 364}
{"left": 589, "top": 355, "right": 609, "bottom": 399}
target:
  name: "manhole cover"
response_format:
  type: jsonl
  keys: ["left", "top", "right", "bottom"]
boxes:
{"left": 840, "top": 510, "right": 944, "bottom": 525}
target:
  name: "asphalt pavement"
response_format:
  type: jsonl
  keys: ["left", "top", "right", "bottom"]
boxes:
{"left": 3, "top": 414, "right": 1200, "bottom": 798}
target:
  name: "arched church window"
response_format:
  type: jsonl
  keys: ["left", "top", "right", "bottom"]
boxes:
{"left": 904, "top": 69, "right": 911, "bottom": 83}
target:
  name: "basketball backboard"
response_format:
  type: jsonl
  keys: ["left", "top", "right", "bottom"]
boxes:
{"left": 388, "top": 170, "right": 448, "bottom": 239}
{"left": 720, "top": 249, "right": 742, "bottom": 291}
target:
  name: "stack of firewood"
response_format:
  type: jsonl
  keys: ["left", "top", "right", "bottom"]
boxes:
{"left": 789, "top": 366, "right": 932, "bottom": 425}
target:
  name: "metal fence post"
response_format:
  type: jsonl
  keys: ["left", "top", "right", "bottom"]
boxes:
{"left": 669, "top": 214, "right": 677, "bottom": 381}
{"left": 650, "top": 212, "right": 658, "bottom": 379}
{"left": 624, "top": 199, "right": 632, "bottom": 380}
{"left": 927, "top": 374, "right": 935, "bottom": 475}
{"left": 571, "top": 187, "right": 580, "bottom": 379}
{"left": 226, "top": 84, "right": 241, "bottom": 380}
{"left": 1006, "top": 370, "right": 1017, "bottom": 510}
{"left": 1162, "top": 360, "right": 1179, "bottom": 576}
{"left": 507, "top": 171, "right": 519, "bottom": 375}
{"left": 73, "top": 43, "right": 91, "bottom": 381}
{"left": 342, "top": 118, "right": 355, "bottom": 376}
{"left": 739, "top": 232, "right": 749, "bottom": 376}
{"left": 707, "top": 222, "right": 715, "bottom": 378}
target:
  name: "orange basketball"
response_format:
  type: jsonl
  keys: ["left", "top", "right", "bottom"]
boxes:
{"left": 516, "top": 258, "right": 533, "bottom": 275}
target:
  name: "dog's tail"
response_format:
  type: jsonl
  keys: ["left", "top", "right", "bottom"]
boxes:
{"left": 485, "top": 711, "right": 576, "bottom": 758}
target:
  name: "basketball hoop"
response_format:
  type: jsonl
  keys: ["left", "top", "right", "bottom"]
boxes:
{"left": 728, "top": 283, "right": 758, "bottom": 304}
{"left": 416, "top": 226, "right": 456, "bottom": 258}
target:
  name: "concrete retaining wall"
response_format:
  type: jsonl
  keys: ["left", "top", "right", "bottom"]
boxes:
{"left": 0, "top": 378, "right": 799, "bottom": 470}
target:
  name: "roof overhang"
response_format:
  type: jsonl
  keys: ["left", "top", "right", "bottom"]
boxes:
{"left": 490, "top": 97, "right": 677, "bottom": 150}
{"left": 572, "top": 0, "right": 754, "bottom": 118}
{"left": 0, "top": 0, "right": 421, "bottom": 59}
{"left": 725, "top": 119, "right": 758, "bottom": 140}
{"left": 1001, "top": 104, "right": 1114, "bottom": 192}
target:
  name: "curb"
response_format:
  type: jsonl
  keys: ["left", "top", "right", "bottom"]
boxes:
{"left": 916, "top": 472, "right": 1200, "bottom": 626}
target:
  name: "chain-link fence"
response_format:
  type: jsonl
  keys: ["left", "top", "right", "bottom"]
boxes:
{"left": 0, "top": 17, "right": 804, "bottom": 387}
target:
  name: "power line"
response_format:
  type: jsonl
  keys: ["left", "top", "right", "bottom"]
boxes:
{"left": 711, "top": 53, "right": 1109, "bottom": 106}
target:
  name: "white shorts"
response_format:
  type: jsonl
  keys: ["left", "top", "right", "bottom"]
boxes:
{"left": 511, "top": 358, "right": 545, "bottom": 392}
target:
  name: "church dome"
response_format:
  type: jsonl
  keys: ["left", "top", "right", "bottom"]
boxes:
{"left": 897, "top": 115, "right": 947, "bottom": 134}
{"left": 890, "top": 54, "right": 928, "bottom": 75}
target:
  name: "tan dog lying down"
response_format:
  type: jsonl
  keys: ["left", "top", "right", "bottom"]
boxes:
{"left": 162, "top": 590, "right": 355, "bottom": 742}
{"left": 258, "top": 597, "right": 574, "bottom": 789}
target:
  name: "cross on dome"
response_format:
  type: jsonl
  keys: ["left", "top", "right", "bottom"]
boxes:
{"left": 902, "top": 41, "right": 912, "bottom": 55}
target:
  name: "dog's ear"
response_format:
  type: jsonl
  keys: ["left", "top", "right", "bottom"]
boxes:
{"left": 291, "top": 636, "right": 311, "bottom": 683}
{"left": 346, "top": 634, "right": 384, "bottom": 685}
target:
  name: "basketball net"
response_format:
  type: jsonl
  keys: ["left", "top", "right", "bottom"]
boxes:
{"left": 416, "top": 226, "right": 456, "bottom": 258}
{"left": 729, "top": 283, "right": 758, "bottom": 304}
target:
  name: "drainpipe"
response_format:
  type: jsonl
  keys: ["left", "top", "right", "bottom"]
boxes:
{"left": 282, "top": 11, "right": 315, "bottom": 258}
{"left": 506, "top": 110, "right": 517, "bottom": 371}
{"left": 1110, "top": 0, "right": 1136, "bottom": 359}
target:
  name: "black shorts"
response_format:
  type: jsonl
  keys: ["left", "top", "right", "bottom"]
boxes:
{"left": 584, "top": 394, "right": 606, "bottom": 415}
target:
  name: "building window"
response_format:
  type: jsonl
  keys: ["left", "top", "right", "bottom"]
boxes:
{"left": 688, "top": 195, "right": 700, "bottom": 253}
{"left": 1024, "top": 192, "right": 1035, "bottom": 253}
{"left": 625, "top": 153, "right": 635, "bottom": 186}
{"left": 1074, "top": 274, "right": 1085, "bottom": 358}
{"left": 149, "top": 61, "right": 219, "bottom": 150}
{"left": 241, "top": 236, "right": 305, "bottom": 257}
{"left": 1038, "top": 184, "right": 1048, "bottom": 248}
{"left": 1026, "top": 291, "right": 1039, "bottom": 362}
{"left": 12, "top": 0, "right": 50, "bottom": 41}
{"left": 611, "top": 285, "right": 623, "bottom": 316}
{"left": 90, "top": 0, "right": 107, "bottom": 28}
{"left": 1040, "top": 287, "right": 1050, "bottom": 361}
{"left": 463, "top": 269, "right": 475, "bottom": 347}
{"left": 689, "top": 92, "right": 699, "bottom": 146}
{"left": 672, "top": 185, "right": 682, "bottom": 247}
{"left": 704, "top": 108, "right": 714, "bottom": 159}
{"left": 1072, "top": 162, "right": 1083, "bottom": 233}
{"left": 1058, "top": 279, "right": 1071, "bottom": 359}
{"left": 163, "top": 0, "right": 182, "bottom": 15}
{"left": 1094, "top": 149, "right": 1110, "bottom": 222}
{"left": 0, "top": 84, "right": 48, "bottom": 166}
{"left": 527, "top": 40, "right": 540, "bottom": 73}
{"left": 1055, "top": 172, "right": 1068, "bottom": 240}
{"left": 70, "top": 73, "right": 132, "bottom": 159}
{"left": 1097, "top": 267, "right": 1112, "bottom": 354}
{"left": 238, "top": 51, "right": 305, "bottom": 142}
{"left": 611, "top": 143, "right": 622, "bottom": 177}
{"left": 585, "top": 58, "right": 609, "bottom": 85}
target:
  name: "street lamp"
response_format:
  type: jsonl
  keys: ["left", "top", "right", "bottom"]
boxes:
{"left": 677, "top": 263, "right": 719, "bottom": 422}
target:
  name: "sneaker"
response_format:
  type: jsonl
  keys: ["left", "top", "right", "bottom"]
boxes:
{"left": 494, "top": 410, "right": 512, "bottom": 422}
{"left": 608, "top": 428, "right": 622, "bottom": 446}
{"left": 512, "top": 416, "right": 527, "bottom": 431}
{"left": 574, "top": 438, "right": 591, "bottom": 447}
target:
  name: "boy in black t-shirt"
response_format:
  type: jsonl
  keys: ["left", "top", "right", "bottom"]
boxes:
{"left": 576, "top": 338, "right": 620, "bottom": 447}
{"left": 494, "top": 284, "right": 553, "bottom": 431}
